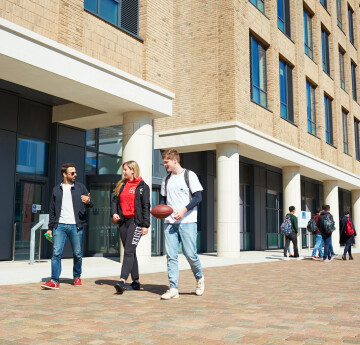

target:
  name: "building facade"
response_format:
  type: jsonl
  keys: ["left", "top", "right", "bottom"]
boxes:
{"left": 1, "top": 0, "right": 360, "bottom": 261}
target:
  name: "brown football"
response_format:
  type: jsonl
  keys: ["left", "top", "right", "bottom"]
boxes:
{"left": 151, "top": 204, "right": 173, "bottom": 219}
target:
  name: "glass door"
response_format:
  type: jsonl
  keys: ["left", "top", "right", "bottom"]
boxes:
{"left": 266, "top": 190, "right": 283, "bottom": 249}
{"left": 151, "top": 188, "right": 164, "bottom": 255}
{"left": 87, "top": 176, "right": 120, "bottom": 256}
{"left": 14, "top": 180, "right": 46, "bottom": 260}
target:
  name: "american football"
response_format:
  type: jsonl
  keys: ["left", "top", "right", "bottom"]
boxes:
{"left": 151, "top": 204, "right": 173, "bottom": 219}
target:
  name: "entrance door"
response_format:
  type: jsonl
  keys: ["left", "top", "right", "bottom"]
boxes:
{"left": 151, "top": 188, "right": 164, "bottom": 255}
{"left": 14, "top": 180, "right": 46, "bottom": 260}
{"left": 87, "top": 176, "right": 120, "bottom": 256}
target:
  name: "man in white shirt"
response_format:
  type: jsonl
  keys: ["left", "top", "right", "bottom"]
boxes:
{"left": 41, "top": 163, "right": 93, "bottom": 290}
{"left": 160, "top": 149, "right": 204, "bottom": 300}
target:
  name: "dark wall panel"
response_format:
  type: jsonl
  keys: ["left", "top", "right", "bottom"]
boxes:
{"left": 58, "top": 125, "right": 86, "bottom": 147}
{"left": 0, "top": 129, "right": 16, "bottom": 260}
{"left": 0, "top": 90, "right": 18, "bottom": 132}
{"left": 18, "top": 99, "right": 51, "bottom": 141}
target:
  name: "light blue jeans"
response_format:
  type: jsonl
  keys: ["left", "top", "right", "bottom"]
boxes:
{"left": 312, "top": 234, "right": 324, "bottom": 257}
{"left": 51, "top": 224, "right": 83, "bottom": 284}
{"left": 164, "top": 223, "right": 203, "bottom": 289}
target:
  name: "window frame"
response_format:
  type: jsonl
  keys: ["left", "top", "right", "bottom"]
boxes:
{"left": 339, "top": 48, "right": 346, "bottom": 90}
{"left": 249, "top": 0, "right": 265, "bottom": 14}
{"left": 277, "top": 0, "right": 291, "bottom": 37}
{"left": 355, "top": 119, "right": 360, "bottom": 161}
{"left": 321, "top": 28, "right": 331, "bottom": 76}
{"left": 250, "top": 35, "right": 268, "bottom": 108}
{"left": 324, "top": 95, "right": 333, "bottom": 145}
{"left": 279, "top": 59, "right": 294, "bottom": 122}
{"left": 320, "top": 0, "right": 327, "bottom": 10}
{"left": 342, "top": 109, "right": 349, "bottom": 154}
{"left": 351, "top": 61, "right": 358, "bottom": 101}
{"left": 348, "top": 6, "right": 355, "bottom": 45}
{"left": 306, "top": 81, "right": 317, "bottom": 136}
{"left": 336, "top": 0, "right": 342, "bottom": 28}
{"left": 303, "top": 9, "right": 313, "bottom": 60}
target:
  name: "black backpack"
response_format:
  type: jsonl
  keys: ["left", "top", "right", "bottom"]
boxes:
{"left": 307, "top": 218, "right": 318, "bottom": 233}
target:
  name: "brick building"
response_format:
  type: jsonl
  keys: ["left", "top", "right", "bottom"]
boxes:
{"left": 0, "top": 0, "right": 360, "bottom": 261}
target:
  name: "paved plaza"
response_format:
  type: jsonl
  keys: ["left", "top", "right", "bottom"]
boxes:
{"left": 1, "top": 253, "right": 360, "bottom": 345}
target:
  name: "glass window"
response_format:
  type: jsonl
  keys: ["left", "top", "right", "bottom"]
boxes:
{"left": 348, "top": 6, "right": 354, "bottom": 45}
{"left": 342, "top": 109, "right": 349, "bottom": 154}
{"left": 320, "top": 0, "right": 327, "bottom": 9}
{"left": 324, "top": 95, "right": 333, "bottom": 145}
{"left": 16, "top": 138, "right": 48, "bottom": 176}
{"left": 339, "top": 48, "right": 346, "bottom": 90}
{"left": 99, "top": 125, "right": 122, "bottom": 155}
{"left": 250, "top": 35, "right": 267, "bottom": 108}
{"left": 321, "top": 29, "right": 330, "bottom": 75}
{"left": 306, "top": 81, "right": 316, "bottom": 135}
{"left": 249, "top": 0, "right": 265, "bottom": 14}
{"left": 86, "top": 129, "right": 97, "bottom": 148}
{"left": 355, "top": 119, "right": 360, "bottom": 160}
{"left": 84, "top": 0, "right": 139, "bottom": 37}
{"left": 351, "top": 62, "right": 357, "bottom": 101}
{"left": 98, "top": 154, "right": 122, "bottom": 175}
{"left": 278, "top": 0, "right": 291, "bottom": 37}
{"left": 303, "top": 9, "right": 313, "bottom": 60}
{"left": 336, "top": 0, "right": 342, "bottom": 28}
{"left": 279, "top": 60, "right": 294, "bottom": 122}
{"left": 85, "top": 151, "right": 97, "bottom": 175}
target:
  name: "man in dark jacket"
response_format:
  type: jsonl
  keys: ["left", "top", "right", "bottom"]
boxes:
{"left": 340, "top": 211, "right": 357, "bottom": 260}
{"left": 284, "top": 206, "right": 304, "bottom": 260}
{"left": 311, "top": 208, "right": 323, "bottom": 260}
{"left": 318, "top": 205, "right": 335, "bottom": 262}
{"left": 41, "top": 163, "right": 93, "bottom": 290}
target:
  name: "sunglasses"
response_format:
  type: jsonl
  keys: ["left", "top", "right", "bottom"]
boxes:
{"left": 67, "top": 172, "right": 77, "bottom": 176}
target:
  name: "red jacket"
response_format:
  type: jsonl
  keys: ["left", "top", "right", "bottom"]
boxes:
{"left": 119, "top": 177, "right": 142, "bottom": 218}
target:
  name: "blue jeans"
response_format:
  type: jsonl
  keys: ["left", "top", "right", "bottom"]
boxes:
{"left": 312, "top": 234, "right": 324, "bottom": 257}
{"left": 322, "top": 234, "right": 332, "bottom": 261}
{"left": 329, "top": 241, "right": 335, "bottom": 255}
{"left": 164, "top": 223, "right": 203, "bottom": 289}
{"left": 51, "top": 224, "right": 83, "bottom": 284}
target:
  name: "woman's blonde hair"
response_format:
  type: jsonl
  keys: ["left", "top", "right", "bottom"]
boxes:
{"left": 114, "top": 160, "right": 140, "bottom": 196}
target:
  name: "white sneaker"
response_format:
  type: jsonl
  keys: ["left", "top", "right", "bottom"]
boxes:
{"left": 284, "top": 257, "right": 290, "bottom": 260}
{"left": 160, "top": 288, "right": 179, "bottom": 300}
{"left": 195, "top": 276, "right": 205, "bottom": 296}
{"left": 297, "top": 256, "right": 304, "bottom": 260}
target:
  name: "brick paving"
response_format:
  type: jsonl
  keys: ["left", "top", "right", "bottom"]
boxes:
{"left": 1, "top": 255, "right": 360, "bottom": 345}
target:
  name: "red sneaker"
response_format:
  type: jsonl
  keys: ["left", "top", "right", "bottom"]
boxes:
{"left": 41, "top": 280, "right": 59, "bottom": 290}
{"left": 74, "top": 278, "right": 82, "bottom": 286}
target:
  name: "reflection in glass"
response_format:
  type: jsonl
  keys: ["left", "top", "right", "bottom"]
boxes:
{"left": 99, "top": 125, "right": 123, "bottom": 155}
{"left": 99, "top": 0, "right": 118, "bottom": 25}
{"left": 86, "top": 129, "right": 96, "bottom": 147}
{"left": 85, "top": 151, "right": 97, "bottom": 175}
{"left": 17, "top": 139, "right": 48, "bottom": 176}
{"left": 98, "top": 154, "right": 122, "bottom": 175}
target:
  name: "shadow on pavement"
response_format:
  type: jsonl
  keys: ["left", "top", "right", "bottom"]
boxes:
{"left": 94, "top": 279, "right": 168, "bottom": 295}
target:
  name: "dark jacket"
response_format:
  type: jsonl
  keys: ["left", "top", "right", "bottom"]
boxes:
{"left": 286, "top": 213, "right": 298, "bottom": 233}
{"left": 48, "top": 182, "right": 94, "bottom": 229}
{"left": 110, "top": 180, "right": 150, "bottom": 228}
{"left": 340, "top": 216, "right": 357, "bottom": 244}
{"left": 313, "top": 214, "right": 321, "bottom": 235}
{"left": 318, "top": 211, "right": 335, "bottom": 236}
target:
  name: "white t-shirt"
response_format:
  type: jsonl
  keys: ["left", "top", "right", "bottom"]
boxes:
{"left": 160, "top": 170, "right": 203, "bottom": 224}
{"left": 59, "top": 184, "right": 76, "bottom": 225}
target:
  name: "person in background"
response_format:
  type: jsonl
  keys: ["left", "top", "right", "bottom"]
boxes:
{"left": 340, "top": 211, "right": 357, "bottom": 260}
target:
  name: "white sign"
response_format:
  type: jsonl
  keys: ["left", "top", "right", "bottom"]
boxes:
{"left": 297, "top": 211, "right": 311, "bottom": 228}
{"left": 32, "top": 204, "right": 41, "bottom": 213}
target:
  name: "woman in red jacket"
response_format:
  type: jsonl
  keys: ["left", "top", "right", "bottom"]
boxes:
{"left": 110, "top": 160, "right": 150, "bottom": 294}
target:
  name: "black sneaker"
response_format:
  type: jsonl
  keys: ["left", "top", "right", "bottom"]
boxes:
{"left": 127, "top": 281, "right": 141, "bottom": 291}
{"left": 114, "top": 281, "right": 126, "bottom": 294}
{"left": 342, "top": 255, "right": 346, "bottom": 260}
{"left": 349, "top": 256, "right": 354, "bottom": 260}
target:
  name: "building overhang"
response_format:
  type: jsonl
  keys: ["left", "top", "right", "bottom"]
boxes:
{"left": 0, "top": 18, "right": 174, "bottom": 129}
{"left": 155, "top": 121, "right": 360, "bottom": 191}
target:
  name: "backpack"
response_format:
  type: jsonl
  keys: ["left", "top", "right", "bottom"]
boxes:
{"left": 323, "top": 213, "right": 335, "bottom": 235}
{"left": 307, "top": 218, "right": 318, "bottom": 233}
{"left": 164, "top": 169, "right": 192, "bottom": 201}
{"left": 280, "top": 216, "right": 292, "bottom": 235}
{"left": 344, "top": 219, "right": 355, "bottom": 236}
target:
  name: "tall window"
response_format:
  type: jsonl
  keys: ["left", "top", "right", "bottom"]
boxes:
{"left": 250, "top": 0, "right": 265, "bottom": 13}
{"left": 306, "top": 81, "right": 316, "bottom": 135}
{"left": 303, "top": 9, "right": 313, "bottom": 59}
{"left": 278, "top": 0, "right": 291, "bottom": 37}
{"left": 339, "top": 48, "right": 345, "bottom": 90}
{"left": 342, "top": 109, "right": 349, "bottom": 154}
{"left": 320, "top": 0, "right": 327, "bottom": 9}
{"left": 348, "top": 6, "right": 354, "bottom": 45}
{"left": 279, "top": 60, "right": 294, "bottom": 122}
{"left": 355, "top": 119, "right": 360, "bottom": 160}
{"left": 250, "top": 35, "right": 267, "bottom": 108}
{"left": 84, "top": 0, "right": 139, "bottom": 37}
{"left": 351, "top": 62, "right": 357, "bottom": 101}
{"left": 324, "top": 95, "right": 333, "bottom": 145}
{"left": 336, "top": 0, "right": 342, "bottom": 28}
{"left": 321, "top": 29, "right": 330, "bottom": 75}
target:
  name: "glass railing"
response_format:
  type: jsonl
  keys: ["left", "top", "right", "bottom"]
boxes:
{"left": 13, "top": 221, "right": 44, "bottom": 261}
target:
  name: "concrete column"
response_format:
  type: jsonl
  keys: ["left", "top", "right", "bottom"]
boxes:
{"left": 351, "top": 190, "right": 360, "bottom": 249}
{"left": 282, "top": 167, "right": 302, "bottom": 252}
{"left": 122, "top": 111, "right": 153, "bottom": 264}
{"left": 216, "top": 143, "right": 240, "bottom": 257}
{"left": 323, "top": 180, "right": 340, "bottom": 252}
